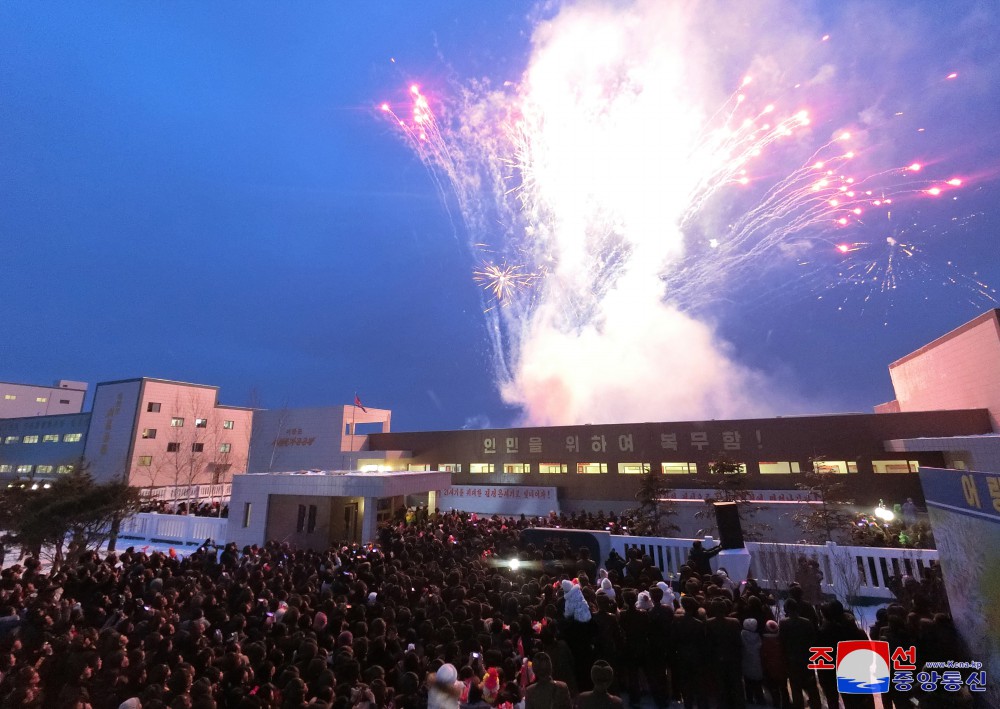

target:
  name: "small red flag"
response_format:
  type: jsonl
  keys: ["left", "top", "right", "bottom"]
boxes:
{"left": 354, "top": 394, "right": 367, "bottom": 413}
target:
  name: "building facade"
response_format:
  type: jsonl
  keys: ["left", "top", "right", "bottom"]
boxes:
{"left": 82, "top": 378, "right": 254, "bottom": 487}
{"left": 0, "top": 412, "right": 90, "bottom": 478}
{"left": 0, "top": 379, "right": 87, "bottom": 419}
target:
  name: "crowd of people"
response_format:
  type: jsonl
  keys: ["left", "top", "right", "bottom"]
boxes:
{"left": 0, "top": 509, "right": 974, "bottom": 709}
{"left": 138, "top": 502, "right": 230, "bottom": 518}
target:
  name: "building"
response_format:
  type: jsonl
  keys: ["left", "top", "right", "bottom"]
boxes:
{"left": 247, "top": 405, "right": 392, "bottom": 474}
{"left": 83, "top": 378, "right": 254, "bottom": 487}
{"left": 0, "top": 412, "right": 90, "bottom": 478}
{"left": 0, "top": 379, "right": 87, "bottom": 419}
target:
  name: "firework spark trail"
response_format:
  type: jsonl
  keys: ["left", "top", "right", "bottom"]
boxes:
{"left": 380, "top": 1, "right": 992, "bottom": 426}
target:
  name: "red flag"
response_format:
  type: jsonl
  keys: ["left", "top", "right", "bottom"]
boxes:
{"left": 354, "top": 394, "right": 367, "bottom": 413}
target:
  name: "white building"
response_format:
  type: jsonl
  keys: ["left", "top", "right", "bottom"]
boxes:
{"left": 0, "top": 379, "right": 87, "bottom": 419}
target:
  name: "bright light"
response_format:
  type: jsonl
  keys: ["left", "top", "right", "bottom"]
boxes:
{"left": 874, "top": 505, "right": 895, "bottom": 522}
{"left": 908, "top": 163, "right": 922, "bottom": 172}
{"left": 927, "top": 187, "right": 942, "bottom": 196}
{"left": 947, "top": 178, "right": 962, "bottom": 186}
{"left": 509, "top": 558, "right": 521, "bottom": 571}
{"left": 837, "top": 244, "right": 850, "bottom": 253}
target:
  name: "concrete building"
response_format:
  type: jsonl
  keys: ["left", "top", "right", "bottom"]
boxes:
{"left": 0, "top": 379, "right": 87, "bottom": 419}
{"left": 82, "top": 378, "right": 254, "bottom": 487}
{"left": 247, "top": 405, "right": 393, "bottom": 473}
{"left": 227, "top": 470, "right": 450, "bottom": 550}
{"left": 0, "top": 412, "right": 90, "bottom": 478}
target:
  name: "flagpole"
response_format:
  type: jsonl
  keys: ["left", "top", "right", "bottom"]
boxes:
{"left": 350, "top": 395, "right": 357, "bottom": 471}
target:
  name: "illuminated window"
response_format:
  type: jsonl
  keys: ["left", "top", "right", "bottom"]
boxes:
{"left": 22, "top": 435, "right": 39, "bottom": 444}
{"left": 848, "top": 462, "right": 859, "bottom": 473}
{"left": 191, "top": 443, "right": 204, "bottom": 453}
{"left": 147, "top": 402, "right": 161, "bottom": 413}
{"left": 167, "top": 442, "right": 180, "bottom": 452}
{"left": 36, "top": 465, "right": 53, "bottom": 474}
{"left": 577, "top": 463, "right": 608, "bottom": 474}
{"left": 57, "top": 465, "right": 74, "bottom": 474}
{"left": 661, "top": 462, "right": 697, "bottom": 474}
{"left": 170, "top": 417, "right": 184, "bottom": 427}
{"left": 4, "top": 394, "right": 15, "bottom": 400}
{"left": 438, "top": 463, "right": 462, "bottom": 472}
{"left": 470, "top": 463, "right": 494, "bottom": 474}
{"left": 137, "top": 456, "right": 152, "bottom": 466}
{"left": 813, "top": 460, "right": 849, "bottom": 474}
{"left": 618, "top": 463, "right": 651, "bottom": 475}
{"left": 142, "top": 428, "right": 157, "bottom": 439}
{"left": 758, "top": 461, "right": 802, "bottom": 474}
{"left": 872, "top": 460, "right": 920, "bottom": 474}
{"left": 63, "top": 433, "right": 82, "bottom": 442}
{"left": 42, "top": 434, "right": 59, "bottom": 443}
{"left": 195, "top": 418, "right": 208, "bottom": 428}
{"left": 223, "top": 420, "right": 235, "bottom": 430}
{"left": 408, "top": 464, "right": 429, "bottom": 471}
{"left": 219, "top": 443, "right": 231, "bottom": 453}
{"left": 16, "top": 464, "right": 32, "bottom": 474}
{"left": 539, "top": 463, "right": 568, "bottom": 474}
{"left": 3, "top": 436, "right": 18, "bottom": 444}
{"left": 36, "top": 397, "right": 47, "bottom": 403}
{"left": 0, "top": 465, "right": 11, "bottom": 473}
{"left": 503, "top": 463, "right": 530, "bottom": 474}
{"left": 709, "top": 462, "right": 747, "bottom": 474}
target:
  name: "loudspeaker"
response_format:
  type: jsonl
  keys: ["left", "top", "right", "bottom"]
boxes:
{"left": 714, "top": 502, "right": 745, "bottom": 549}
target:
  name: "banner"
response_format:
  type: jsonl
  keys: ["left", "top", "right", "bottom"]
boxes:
{"left": 438, "top": 485, "right": 558, "bottom": 516}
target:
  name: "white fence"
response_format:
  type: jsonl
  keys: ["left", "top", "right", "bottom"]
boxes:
{"left": 140, "top": 483, "right": 232, "bottom": 503}
{"left": 118, "top": 513, "right": 228, "bottom": 547}
{"left": 611, "top": 535, "right": 939, "bottom": 600}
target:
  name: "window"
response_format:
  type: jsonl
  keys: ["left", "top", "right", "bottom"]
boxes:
{"left": 577, "top": 463, "right": 608, "bottom": 474}
{"left": 4, "top": 394, "right": 15, "bottom": 400}
{"left": 242, "top": 502, "right": 252, "bottom": 528}
{"left": 503, "top": 463, "right": 530, "bottom": 474}
{"left": 195, "top": 418, "right": 208, "bottom": 428}
{"left": 0, "top": 465, "right": 11, "bottom": 473}
{"left": 41, "top": 434, "right": 58, "bottom": 443}
{"left": 438, "top": 463, "right": 462, "bottom": 472}
{"left": 22, "top": 435, "right": 39, "bottom": 444}
{"left": 16, "top": 465, "right": 32, "bottom": 474}
{"left": 4, "top": 436, "right": 19, "bottom": 444}
{"left": 539, "top": 463, "right": 568, "bottom": 474}
{"left": 191, "top": 443, "right": 204, "bottom": 453}
{"left": 223, "top": 420, "right": 235, "bottom": 430}
{"left": 872, "top": 460, "right": 920, "bottom": 474}
{"left": 813, "top": 460, "right": 850, "bottom": 475}
{"left": 57, "top": 465, "right": 74, "bottom": 474}
{"left": 167, "top": 442, "right": 180, "bottom": 452}
{"left": 36, "top": 465, "right": 53, "bottom": 474}
{"left": 170, "top": 417, "right": 184, "bottom": 427}
{"left": 709, "top": 462, "right": 747, "bottom": 474}
{"left": 137, "top": 456, "right": 152, "bottom": 466}
{"left": 662, "top": 462, "right": 697, "bottom": 474}
{"left": 36, "top": 397, "right": 47, "bottom": 403}
{"left": 618, "top": 463, "right": 651, "bottom": 475}
{"left": 142, "top": 428, "right": 157, "bottom": 439}
{"left": 147, "top": 402, "right": 161, "bottom": 412}
{"left": 219, "top": 443, "right": 231, "bottom": 453}
{"left": 469, "top": 463, "right": 494, "bottom": 474}
{"left": 307, "top": 505, "right": 317, "bottom": 533}
{"left": 296, "top": 505, "right": 306, "bottom": 532}
{"left": 63, "top": 433, "right": 82, "bottom": 442}
{"left": 758, "top": 461, "right": 802, "bottom": 475}
{"left": 59, "top": 399, "right": 70, "bottom": 404}
{"left": 408, "top": 464, "right": 430, "bottom": 471}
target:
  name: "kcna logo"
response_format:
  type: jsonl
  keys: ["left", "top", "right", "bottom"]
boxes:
{"left": 809, "top": 641, "right": 892, "bottom": 694}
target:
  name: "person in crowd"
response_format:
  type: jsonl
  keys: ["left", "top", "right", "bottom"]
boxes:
{"left": 686, "top": 541, "right": 722, "bottom": 576}
{"left": 779, "top": 599, "right": 822, "bottom": 709}
{"left": 575, "top": 661, "right": 621, "bottom": 709}
{"left": 524, "top": 651, "right": 572, "bottom": 709}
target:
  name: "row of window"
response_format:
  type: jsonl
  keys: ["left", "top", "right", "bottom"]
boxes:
{"left": 406, "top": 460, "right": 920, "bottom": 475}
{"left": 2, "top": 433, "right": 83, "bottom": 444}
{"left": 145, "top": 403, "right": 235, "bottom": 430}
{"left": 0, "top": 464, "right": 74, "bottom": 474}
{"left": 135, "top": 444, "right": 231, "bottom": 465}
{"left": 1, "top": 394, "right": 72, "bottom": 404}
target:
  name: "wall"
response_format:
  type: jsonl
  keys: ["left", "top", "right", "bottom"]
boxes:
{"left": 0, "top": 380, "right": 87, "bottom": 419}
{"left": 82, "top": 380, "right": 143, "bottom": 484}
{"left": 0, "top": 413, "right": 90, "bottom": 478}
{"left": 888, "top": 309, "right": 1000, "bottom": 431}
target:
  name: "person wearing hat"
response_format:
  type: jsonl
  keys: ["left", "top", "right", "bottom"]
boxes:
{"left": 576, "top": 661, "right": 622, "bottom": 709}
{"left": 428, "top": 663, "right": 463, "bottom": 709}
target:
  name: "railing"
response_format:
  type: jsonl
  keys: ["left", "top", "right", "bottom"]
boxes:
{"left": 139, "top": 483, "right": 232, "bottom": 503}
{"left": 610, "top": 535, "right": 939, "bottom": 600}
{"left": 118, "top": 512, "right": 228, "bottom": 547}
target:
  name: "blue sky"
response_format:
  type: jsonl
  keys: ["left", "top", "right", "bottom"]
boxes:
{"left": 2, "top": 2, "right": 998, "bottom": 431}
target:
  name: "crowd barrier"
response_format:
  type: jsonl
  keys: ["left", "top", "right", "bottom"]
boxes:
{"left": 139, "top": 483, "right": 232, "bottom": 503}
{"left": 118, "top": 512, "right": 228, "bottom": 547}
{"left": 611, "top": 535, "right": 939, "bottom": 600}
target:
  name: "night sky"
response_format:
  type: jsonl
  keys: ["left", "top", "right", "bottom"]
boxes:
{"left": 2, "top": 1, "right": 998, "bottom": 432}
